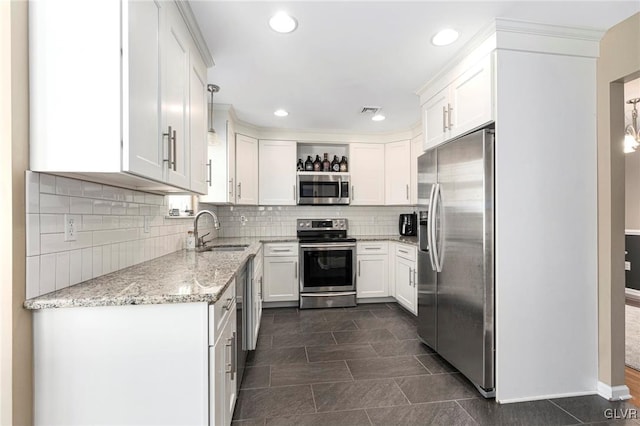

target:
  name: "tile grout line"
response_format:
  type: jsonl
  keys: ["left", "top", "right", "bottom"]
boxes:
{"left": 363, "top": 408, "right": 375, "bottom": 426}
{"left": 391, "top": 377, "right": 414, "bottom": 406}
{"left": 547, "top": 398, "right": 585, "bottom": 424}
{"left": 454, "top": 400, "right": 480, "bottom": 425}
{"left": 344, "top": 359, "right": 356, "bottom": 382}
{"left": 310, "top": 383, "right": 319, "bottom": 413}
{"left": 413, "top": 354, "right": 434, "bottom": 374}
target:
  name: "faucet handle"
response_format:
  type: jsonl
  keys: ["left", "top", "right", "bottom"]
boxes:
{"left": 198, "top": 232, "right": 211, "bottom": 247}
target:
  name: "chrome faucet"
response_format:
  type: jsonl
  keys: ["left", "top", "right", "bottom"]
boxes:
{"left": 193, "top": 210, "right": 221, "bottom": 248}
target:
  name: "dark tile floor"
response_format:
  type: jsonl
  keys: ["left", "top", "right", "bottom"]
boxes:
{"left": 232, "top": 303, "right": 639, "bottom": 425}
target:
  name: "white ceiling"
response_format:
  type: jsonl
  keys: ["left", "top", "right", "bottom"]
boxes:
{"left": 190, "top": 1, "right": 640, "bottom": 134}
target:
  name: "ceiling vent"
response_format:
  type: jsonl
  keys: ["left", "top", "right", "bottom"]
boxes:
{"left": 360, "top": 106, "right": 381, "bottom": 115}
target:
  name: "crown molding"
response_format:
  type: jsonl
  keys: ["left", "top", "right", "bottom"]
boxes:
{"left": 176, "top": 1, "right": 214, "bottom": 67}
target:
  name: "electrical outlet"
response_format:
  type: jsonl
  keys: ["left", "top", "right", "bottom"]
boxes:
{"left": 144, "top": 217, "right": 150, "bottom": 233}
{"left": 626, "top": 261, "right": 631, "bottom": 271}
{"left": 64, "top": 214, "right": 77, "bottom": 241}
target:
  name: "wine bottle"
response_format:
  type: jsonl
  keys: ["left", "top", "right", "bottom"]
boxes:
{"left": 304, "top": 156, "right": 313, "bottom": 171}
{"left": 313, "top": 155, "right": 322, "bottom": 171}
{"left": 331, "top": 155, "right": 340, "bottom": 172}
{"left": 340, "top": 156, "right": 348, "bottom": 172}
{"left": 297, "top": 158, "right": 304, "bottom": 171}
{"left": 322, "top": 153, "right": 331, "bottom": 172}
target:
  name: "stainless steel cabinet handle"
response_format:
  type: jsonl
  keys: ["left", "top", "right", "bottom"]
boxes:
{"left": 414, "top": 268, "right": 418, "bottom": 288}
{"left": 293, "top": 185, "right": 296, "bottom": 201}
{"left": 358, "top": 260, "right": 361, "bottom": 276}
{"left": 408, "top": 268, "right": 413, "bottom": 287}
{"left": 271, "top": 248, "right": 292, "bottom": 252}
{"left": 223, "top": 297, "right": 233, "bottom": 311}
{"left": 163, "top": 125, "right": 173, "bottom": 168}
{"left": 172, "top": 129, "right": 177, "bottom": 171}
{"left": 237, "top": 182, "right": 242, "bottom": 199}
{"left": 294, "top": 261, "right": 298, "bottom": 278}
{"left": 364, "top": 247, "right": 381, "bottom": 250}
{"left": 231, "top": 331, "right": 236, "bottom": 380}
{"left": 406, "top": 184, "right": 409, "bottom": 200}
{"left": 442, "top": 106, "right": 447, "bottom": 133}
{"left": 399, "top": 249, "right": 409, "bottom": 254}
{"left": 259, "top": 276, "right": 263, "bottom": 298}
{"left": 447, "top": 103, "right": 453, "bottom": 130}
{"left": 206, "top": 160, "right": 212, "bottom": 185}
{"left": 352, "top": 185, "right": 355, "bottom": 200}
{"left": 225, "top": 337, "right": 232, "bottom": 374}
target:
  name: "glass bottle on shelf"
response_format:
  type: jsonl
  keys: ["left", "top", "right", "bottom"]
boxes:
{"left": 322, "top": 153, "right": 331, "bottom": 172}
{"left": 304, "top": 156, "right": 314, "bottom": 171}
{"left": 331, "top": 155, "right": 340, "bottom": 172}
{"left": 340, "top": 156, "right": 348, "bottom": 172}
{"left": 313, "top": 155, "right": 322, "bottom": 171}
{"left": 297, "top": 158, "right": 304, "bottom": 171}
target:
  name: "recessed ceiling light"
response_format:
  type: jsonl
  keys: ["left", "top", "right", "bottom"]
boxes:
{"left": 274, "top": 109, "right": 289, "bottom": 117}
{"left": 372, "top": 114, "right": 386, "bottom": 122}
{"left": 269, "top": 12, "right": 297, "bottom": 34}
{"left": 431, "top": 29, "right": 459, "bottom": 46}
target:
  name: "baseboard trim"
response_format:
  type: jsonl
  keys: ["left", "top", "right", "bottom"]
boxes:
{"left": 497, "top": 390, "right": 596, "bottom": 404}
{"left": 597, "top": 381, "right": 632, "bottom": 401}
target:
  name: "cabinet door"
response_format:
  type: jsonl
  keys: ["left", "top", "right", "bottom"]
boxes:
{"left": 227, "top": 120, "right": 236, "bottom": 203}
{"left": 124, "top": 0, "right": 163, "bottom": 181}
{"left": 357, "top": 255, "right": 389, "bottom": 298}
{"left": 410, "top": 134, "right": 424, "bottom": 205}
{"left": 252, "top": 250, "right": 263, "bottom": 349}
{"left": 263, "top": 256, "right": 299, "bottom": 302}
{"left": 224, "top": 307, "right": 237, "bottom": 425}
{"left": 163, "top": 3, "right": 191, "bottom": 189}
{"left": 423, "top": 88, "right": 449, "bottom": 151}
{"left": 259, "top": 140, "right": 297, "bottom": 205}
{"left": 350, "top": 143, "right": 385, "bottom": 205}
{"left": 395, "top": 256, "right": 417, "bottom": 315}
{"left": 200, "top": 114, "right": 236, "bottom": 204}
{"left": 189, "top": 51, "right": 208, "bottom": 194}
{"left": 211, "top": 337, "right": 225, "bottom": 426}
{"left": 235, "top": 134, "right": 259, "bottom": 205}
{"left": 385, "top": 140, "right": 411, "bottom": 205}
{"left": 450, "top": 54, "right": 494, "bottom": 138}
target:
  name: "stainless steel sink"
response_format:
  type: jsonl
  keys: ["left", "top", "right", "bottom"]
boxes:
{"left": 197, "top": 244, "right": 249, "bottom": 253}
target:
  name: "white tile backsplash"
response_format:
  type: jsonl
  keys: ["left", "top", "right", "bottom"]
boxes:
{"left": 25, "top": 172, "right": 196, "bottom": 298}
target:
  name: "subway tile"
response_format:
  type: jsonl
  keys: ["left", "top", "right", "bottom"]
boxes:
{"left": 26, "top": 171, "right": 40, "bottom": 213}
{"left": 102, "top": 215, "right": 119, "bottom": 229}
{"left": 133, "top": 191, "right": 145, "bottom": 203}
{"left": 39, "top": 174, "right": 56, "bottom": 194}
{"left": 26, "top": 256, "right": 40, "bottom": 299}
{"left": 110, "top": 244, "right": 119, "bottom": 272}
{"left": 56, "top": 176, "right": 82, "bottom": 197}
{"left": 102, "top": 185, "right": 118, "bottom": 200}
{"left": 40, "top": 231, "right": 91, "bottom": 254}
{"left": 92, "top": 246, "right": 103, "bottom": 278}
{"left": 81, "top": 248, "right": 92, "bottom": 281}
{"left": 40, "top": 253, "right": 56, "bottom": 295}
{"left": 40, "top": 214, "right": 64, "bottom": 234}
{"left": 27, "top": 214, "right": 40, "bottom": 256}
{"left": 70, "top": 197, "right": 93, "bottom": 214}
{"left": 81, "top": 181, "right": 102, "bottom": 198}
{"left": 102, "top": 245, "right": 112, "bottom": 275}
{"left": 111, "top": 202, "right": 127, "bottom": 215}
{"left": 82, "top": 215, "right": 103, "bottom": 231}
{"left": 69, "top": 249, "right": 82, "bottom": 286}
{"left": 127, "top": 203, "right": 139, "bottom": 215}
{"left": 55, "top": 252, "right": 70, "bottom": 290}
{"left": 40, "top": 194, "right": 69, "bottom": 214}
{"left": 93, "top": 200, "right": 112, "bottom": 215}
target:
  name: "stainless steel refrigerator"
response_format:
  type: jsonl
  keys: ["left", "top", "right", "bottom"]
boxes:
{"left": 417, "top": 127, "right": 495, "bottom": 396}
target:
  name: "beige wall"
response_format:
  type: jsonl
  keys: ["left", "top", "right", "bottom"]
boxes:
{"left": 625, "top": 79, "right": 640, "bottom": 230}
{"left": 0, "top": 1, "right": 33, "bottom": 424}
{"left": 597, "top": 13, "right": 640, "bottom": 388}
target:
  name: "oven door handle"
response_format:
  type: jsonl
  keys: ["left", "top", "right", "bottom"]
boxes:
{"left": 300, "top": 243, "right": 356, "bottom": 249}
{"left": 301, "top": 291, "right": 357, "bottom": 297}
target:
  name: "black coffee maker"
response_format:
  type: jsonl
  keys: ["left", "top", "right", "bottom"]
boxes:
{"left": 399, "top": 212, "right": 417, "bottom": 236}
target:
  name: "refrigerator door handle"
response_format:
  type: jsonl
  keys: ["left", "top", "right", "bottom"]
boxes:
{"left": 426, "top": 183, "right": 437, "bottom": 271}
{"left": 431, "top": 183, "right": 443, "bottom": 272}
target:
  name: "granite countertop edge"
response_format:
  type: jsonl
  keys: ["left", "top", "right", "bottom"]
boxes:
{"left": 24, "top": 235, "right": 416, "bottom": 310}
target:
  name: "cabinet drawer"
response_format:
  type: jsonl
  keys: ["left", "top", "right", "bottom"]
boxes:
{"left": 395, "top": 243, "right": 416, "bottom": 262}
{"left": 264, "top": 243, "right": 298, "bottom": 257}
{"left": 357, "top": 241, "right": 388, "bottom": 255}
{"left": 209, "top": 279, "right": 236, "bottom": 345}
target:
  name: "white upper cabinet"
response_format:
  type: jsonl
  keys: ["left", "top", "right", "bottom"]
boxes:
{"left": 410, "top": 134, "right": 424, "bottom": 205}
{"left": 200, "top": 106, "right": 236, "bottom": 204}
{"left": 188, "top": 51, "right": 208, "bottom": 195}
{"left": 350, "top": 143, "right": 385, "bottom": 205}
{"left": 422, "top": 53, "right": 494, "bottom": 150}
{"left": 259, "top": 140, "right": 297, "bottom": 206}
{"left": 384, "top": 140, "right": 411, "bottom": 205}
{"left": 29, "top": 0, "right": 212, "bottom": 194}
{"left": 235, "top": 134, "right": 259, "bottom": 205}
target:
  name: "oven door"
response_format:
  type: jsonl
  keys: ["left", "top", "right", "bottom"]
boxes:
{"left": 299, "top": 242, "right": 356, "bottom": 293}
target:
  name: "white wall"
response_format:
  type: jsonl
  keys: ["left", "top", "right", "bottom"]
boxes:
{"left": 495, "top": 50, "right": 598, "bottom": 401}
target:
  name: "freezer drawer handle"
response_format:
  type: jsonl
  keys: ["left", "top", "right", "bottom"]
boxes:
{"left": 301, "top": 291, "right": 357, "bottom": 297}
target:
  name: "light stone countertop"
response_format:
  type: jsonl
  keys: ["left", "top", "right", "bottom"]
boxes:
{"left": 24, "top": 235, "right": 415, "bottom": 310}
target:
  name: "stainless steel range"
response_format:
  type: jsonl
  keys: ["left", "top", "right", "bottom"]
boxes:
{"left": 297, "top": 218, "right": 357, "bottom": 309}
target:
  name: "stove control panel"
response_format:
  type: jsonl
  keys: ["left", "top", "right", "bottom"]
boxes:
{"left": 297, "top": 218, "right": 348, "bottom": 231}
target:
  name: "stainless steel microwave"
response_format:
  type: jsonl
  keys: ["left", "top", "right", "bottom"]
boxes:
{"left": 297, "top": 172, "right": 350, "bottom": 205}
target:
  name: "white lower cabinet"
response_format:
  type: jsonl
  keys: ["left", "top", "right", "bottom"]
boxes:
{"left": 263, "top": 243, "right": 299, "bottom": 302}
{"left": 211, "top": 304, "right": 236, "bottom": 426}
{"left": 393, "top": 243, "right": 418, "bottom": 315}
{"left": 356, "top": 242, "right": 389, "bottom": 298}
